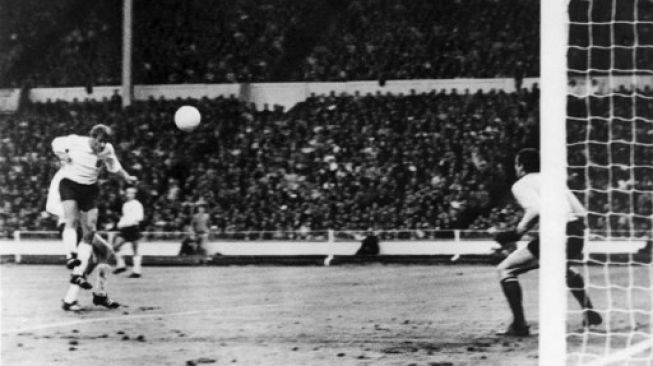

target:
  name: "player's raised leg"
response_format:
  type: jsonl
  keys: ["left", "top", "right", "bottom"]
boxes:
{"left": 70, "top": 208, "right": 99, "bottom": 287}
{"left": 61, "top": 201, "right": 81, "bottom": 269}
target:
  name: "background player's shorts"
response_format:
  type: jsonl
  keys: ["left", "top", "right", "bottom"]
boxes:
{"left": 59, "top": 178, "right": 99, "bottom": 212}
{"left": 525, "top": 219, "right": 586, "bottom": 260}
{"left": 118, "top": 226, "right": 141, "bottom": 242}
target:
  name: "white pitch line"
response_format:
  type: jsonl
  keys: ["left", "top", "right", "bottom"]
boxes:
{"left": 2, "top": 303, "right": 284, "bottom": 335}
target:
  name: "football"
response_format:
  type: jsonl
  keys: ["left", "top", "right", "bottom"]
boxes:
{"left": 174, "top": 105, "right": 201, "bottom": 132}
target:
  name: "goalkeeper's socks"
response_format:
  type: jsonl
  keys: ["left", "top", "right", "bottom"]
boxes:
{"left": 501, "top": 278, "right": 526, "bottom": 326}
{"left": 567, "top": 269, "right": 594, "bottom": 309}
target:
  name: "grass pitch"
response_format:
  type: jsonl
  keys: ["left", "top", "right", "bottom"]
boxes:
{"left": 3, "top": 264, "right": 543, "bottom": 365}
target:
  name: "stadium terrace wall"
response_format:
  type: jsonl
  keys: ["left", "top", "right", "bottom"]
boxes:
{"left": 23, "top": 77, "right": 540, "bottom": 111}
{"left": 2, "top": 75, "right": 651, "bottom": 113}
{"left": 0, "top": 238, "right": 648, "bottom": 257}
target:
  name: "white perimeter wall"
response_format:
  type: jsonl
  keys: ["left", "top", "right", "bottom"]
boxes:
{"left": 25, "top": 78, "right": 540, "bottom": 111}
{"left": 2, "top": 75, "right": 650, "bottom": 113}
{"left": 0, "top": 239, "right": 647, "bottom": 257}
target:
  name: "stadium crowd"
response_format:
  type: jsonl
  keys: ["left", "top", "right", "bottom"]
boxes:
{"left": 1, "top": 88, "right": 540, "bottom": 236}
{"left": 1, "top": 88, "right": 651, "bottom": 238}
{"left": 301, "top": 0, "right": 538, "bottom": 81}
{"left": 1, "top": 0, "right": 538, "bottom": 87}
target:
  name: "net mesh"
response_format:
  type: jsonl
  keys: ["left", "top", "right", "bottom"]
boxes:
{"left": 566, "top": 0, "right": 653, "bottom": 364}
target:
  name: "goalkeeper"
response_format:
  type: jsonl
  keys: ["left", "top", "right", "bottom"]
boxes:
{"left": 494, "top": 148, "right": 602, "bottom": 336}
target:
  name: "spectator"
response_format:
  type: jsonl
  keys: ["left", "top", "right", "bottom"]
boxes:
{"left": 191, "top": 202, "right": 210, "bottom": 255}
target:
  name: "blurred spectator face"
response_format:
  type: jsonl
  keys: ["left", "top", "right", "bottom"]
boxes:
{"left": 126, "top": 187, "right": 137, "bottom": 200}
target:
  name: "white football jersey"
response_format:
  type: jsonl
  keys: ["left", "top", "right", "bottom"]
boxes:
{"left": 51, "top": 134, "right": 122, "bottom": 185}
{"left": 511, "top": 172, "right": 586, "bottom": 221}
{"left": 118, "top": 200, "right": 144, "bottom": 228}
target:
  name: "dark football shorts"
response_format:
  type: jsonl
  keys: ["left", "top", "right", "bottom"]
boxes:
{"left": 59, "top": 178, "right": 99, "bottom": 212}
{"left": 118, "top": 226, "right": 141, "bottom": 242}
{"left": 526, "top": 219, "right": 585, "bottom": 260}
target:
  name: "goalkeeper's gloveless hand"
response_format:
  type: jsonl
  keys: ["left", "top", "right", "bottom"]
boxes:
{"left": 494, "top": 230, "right": 522, "bottom": 246}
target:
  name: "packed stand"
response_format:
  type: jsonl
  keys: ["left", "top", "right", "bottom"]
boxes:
{"left": 1, "top": 0, "right": 539, "bottom": 87}
{"left": 132, "top": 0, "right": 313, "bottom": 84}
{"left": 0, "top": 0, "right": 85, "bottom": 87}
{"left": 0, "top": 88, "right": 539, "bottom": 236}
{"left": 302, "top": 0, "right": 538, "bottom": 81}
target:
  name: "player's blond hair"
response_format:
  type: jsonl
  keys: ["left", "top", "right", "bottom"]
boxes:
{"left": 89, "top": 124, "right": 112, "bottom": 141}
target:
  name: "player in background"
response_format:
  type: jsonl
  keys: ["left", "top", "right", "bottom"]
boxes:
{"left": 113, "top": 187, "right": 145, "bottom": 278}
{"left": 52, "top": 124, "right": 137, "bottom": 311}
{"left": 493, "top": 148, "right": 602, "bottom": 336}
{"left": 191, "top": 203, "right": 210, "bottom": 255}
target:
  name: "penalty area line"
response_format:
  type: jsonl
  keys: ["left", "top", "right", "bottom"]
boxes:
{"left": 2, "top": 303, "right": 284, "bottom": 335}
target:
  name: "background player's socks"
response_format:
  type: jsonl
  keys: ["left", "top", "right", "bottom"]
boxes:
{"left": 500, "top": 277, "right": 526, "bottom": 327}
{"left": 72, "top": 242, "right": 92, "bottom": 276}
{"left": 63, "top": 283, "right": 80, "bottom": 304}
{"left": 133, "top": 255, "right": 142, "bottom": 275}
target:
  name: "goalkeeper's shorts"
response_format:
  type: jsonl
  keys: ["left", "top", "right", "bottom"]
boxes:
{"left": 526, "top": 219, "right": 585, "bottom": 260}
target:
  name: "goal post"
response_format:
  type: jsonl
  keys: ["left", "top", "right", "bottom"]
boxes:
{"left": 540, "top": 1, "right": 570, "bottom": 366}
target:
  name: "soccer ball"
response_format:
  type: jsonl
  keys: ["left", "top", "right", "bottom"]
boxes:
{"left": 174, "top": 106, "right": 201, "bottom": 132}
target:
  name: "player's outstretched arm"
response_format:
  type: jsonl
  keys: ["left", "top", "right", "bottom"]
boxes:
{"left": 102, "top": 143, "right": 137, "bottom": 184}
{"left": 116, "top": 168, "right": 138, "bottom": 184}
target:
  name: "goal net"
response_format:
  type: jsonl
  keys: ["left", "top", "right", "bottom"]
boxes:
{"left": 563, "top": 0, "right": 653, "bottom": 365}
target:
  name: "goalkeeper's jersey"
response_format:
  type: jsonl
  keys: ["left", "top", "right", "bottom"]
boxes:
{"left": 511, "top": 172, "right": 586, "bottom": 222}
